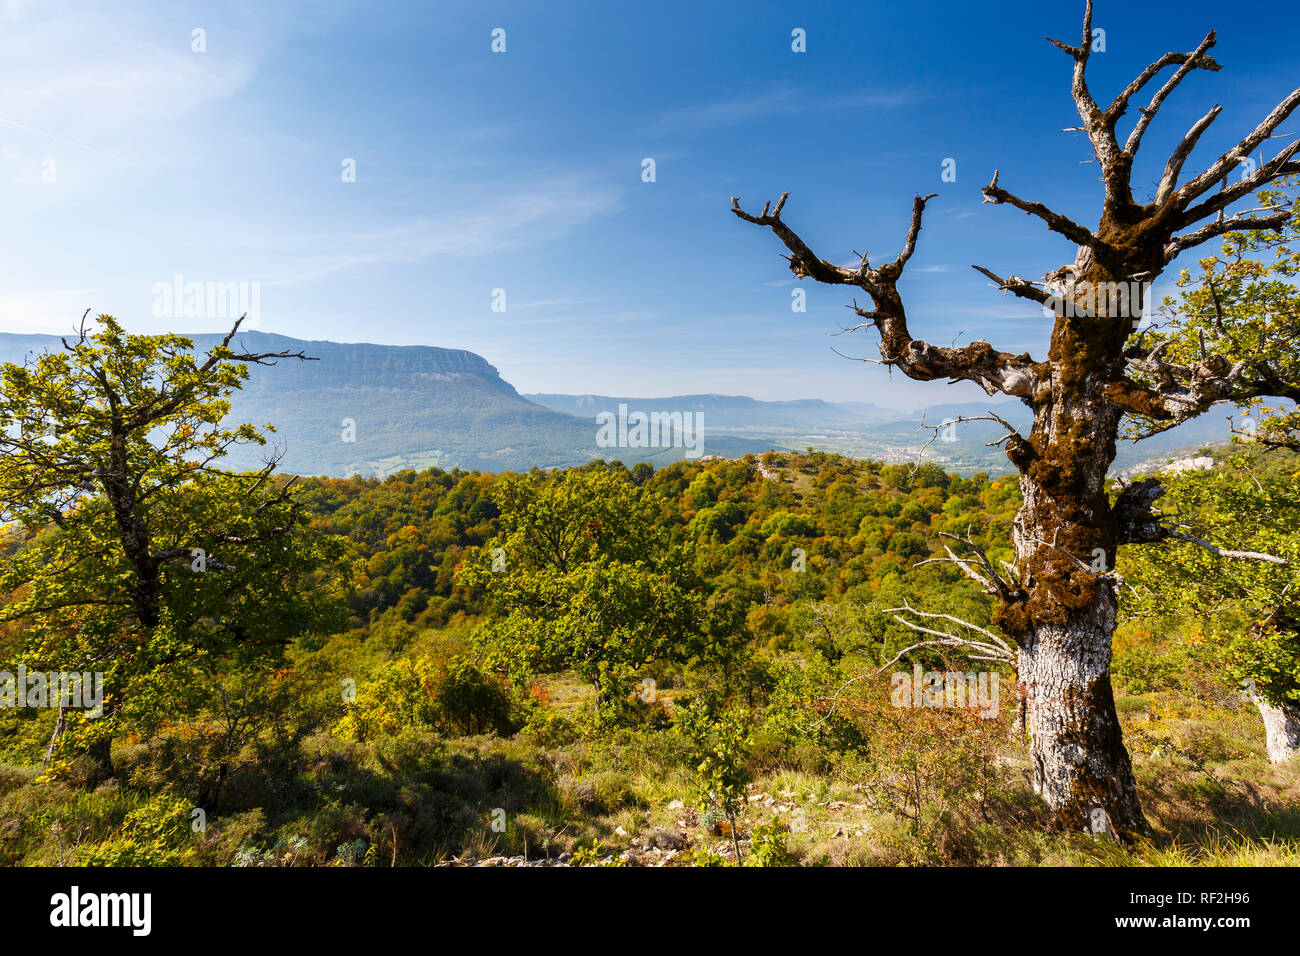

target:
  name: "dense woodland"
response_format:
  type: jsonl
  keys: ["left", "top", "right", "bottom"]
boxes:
{"left": 1, "top": 431, "right": 1297, "bottom": 865}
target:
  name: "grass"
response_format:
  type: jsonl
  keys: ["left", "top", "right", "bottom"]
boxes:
{"left": 1, "top": 677, "right": 1296, "bottom": 867}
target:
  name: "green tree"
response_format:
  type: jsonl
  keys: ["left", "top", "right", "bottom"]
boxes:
{"left": 674, "top": 700, "right": 752, "bottom": 861}
{"left": 0, "top": 316, "right": 347, "bottom": 779}
{"left": 457, "top": 468, "right": 716, "bottom": 720}
{"left": 1138, "top": 175, "right": 1300, "bottom": 451}
{"left": 1120, "top": 458, "right": 1300, "bottom": 762}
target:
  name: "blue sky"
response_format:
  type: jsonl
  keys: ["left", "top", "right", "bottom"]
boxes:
{"left": 2, "top": 0, "right": 1297, "bottom": 409}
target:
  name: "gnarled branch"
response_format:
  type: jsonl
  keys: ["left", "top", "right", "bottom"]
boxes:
{"left": 1164, "top": 206, "right": 1292, "bottom": 263}
{"left": 971, "top": 265, "right": 1053, "bottom": 306}
{"left": 1047, "top": 0, "right": 1120, "bottom": 181}
{"left": 1168, "top": 88, "right": 1300, "bottom": 212}
{"left": 1107, "top": 346, "right": 1249, "bottom": 425}
{"left": 1174, "top": 139, "right": 1300, "bottom": 229}
{"left": 732, "top": 192, "right": 1042, "bottom": 398}
{"left": 1112, "top": 476, "right": 1290, "bottom": 564}
{"left": 1156, "top": 105, "right": 1223, "bottom": 205}
{"left": 1120, "top": 30, "right": 1220, "bottom": 156}
{"left": 981, "top": 169, "right": 1102, "bottom": 249}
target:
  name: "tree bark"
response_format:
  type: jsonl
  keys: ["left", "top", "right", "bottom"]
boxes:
{"left": 996, "top": 252, "right": 1152, "bottom": 839}
{"left": 1007, "top": 500, "right": 1148, "bottom": 837}
{"left": 1016, "top": 613, "right": 1145, "bottom": 836}
{"left": 1255, "top": 698, "right": 1300, "bottom": 763}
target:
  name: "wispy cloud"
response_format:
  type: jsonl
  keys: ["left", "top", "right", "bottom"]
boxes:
{"left": 259, "top": 176, "right": 624, "bottom": 285}
{"left": 0, "top": 10, "right": 256, "bottom": 171}
{"left": 652, "top": 88, "right": 801, "bottom": 134}
{"left": 514, "top": 298, "right": 586, "bottom": 310}
{"left": 651, "top": 85, "right": 918, "bottom": 136}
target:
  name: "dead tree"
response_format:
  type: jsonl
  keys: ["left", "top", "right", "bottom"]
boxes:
{"left": 732, "top": 1, "right": 1300, "bottom": 836}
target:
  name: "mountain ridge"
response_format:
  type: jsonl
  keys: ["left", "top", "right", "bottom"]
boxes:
{"left": 0, "top": 330, "right": 1259, "bottom": 478}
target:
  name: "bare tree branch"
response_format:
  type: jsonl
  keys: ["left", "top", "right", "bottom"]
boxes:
{"left": 885, "top": 602, "right": 1016, "bottom": 663}
{"left": 1120, "top": 30, "right": 1220, "bottom": 155}
{"left": 732, "top": 192, "right": 1043, "bottom": 398}
{"left": 1174, "top": 139, "right": 1300, "bottom": 229}
{"left": 981, "top": 169, "right": 1102, "bottom": 248}
{"left": 1112, "top": 476, "right": 1289, "bottom": 564}
{"left": 971, "top": 265, "right": 1053, "bottom": 306}
{"left": 913, "top": 414, "right": 1025, "bottom": 476}
{"left": 1156, "top": 104, "right": 1222, "bottom": 205}
{"left": 890, "top": 601, "right": 1014, "bottom": 652}
{"left": 914, "top": 529, "right": 1025, "bottom": 601}
{"left": 1046, "top": 0, "right": 1112, "bottom": 167}
{"left": 1164, "top": 206, "right": 1291, "bottom": 263}
{"left": 1170, "top": 88, "right": 1300, "bottom": 210}
{"left": 801, "top": 601, "right": 1014, "bottom": 731}
{"left": 1165, "top": 530, "right": 1290, "bottom": 565}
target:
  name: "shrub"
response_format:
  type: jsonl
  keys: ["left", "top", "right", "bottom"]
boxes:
{"left": 334, "top": 655, "right": 521, "bottom": 741}
{"left": 80, "top": 793, "right": 198, "bottom": 867}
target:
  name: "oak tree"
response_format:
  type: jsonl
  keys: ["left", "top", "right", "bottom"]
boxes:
{"left": 458, "top": 466, "right": 727, "bottom": 722}
{"left": 0, "top": 315, "right": 345, "bottom": 780}
{"left": 732, "top": 2, "right": 1300, "bottom": 835}
{"left": 1121, "top": 459, "right": 1300, "bottom": 763}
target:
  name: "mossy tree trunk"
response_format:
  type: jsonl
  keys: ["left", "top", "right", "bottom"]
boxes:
{"left": 995, "top": 250, "right": 1152, "bottom": 837}
{"left": 1008, "top": 462, "right": 1146, "bottom": 834}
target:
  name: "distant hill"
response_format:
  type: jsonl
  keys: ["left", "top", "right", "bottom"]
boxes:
{"left": 525, "top": 393, "right": 893, "bottom": 429}
{"left": 831, "top": 401, "right": 904, "bottom": 421}
{"left": 528, "top": 391, "right": 1248, "bottom": 474}
{"left": 0, "top": 331, "right": 1268, "bottom": 478}
{"left": 0, "top": 332, "right": 782, "bottom": 477}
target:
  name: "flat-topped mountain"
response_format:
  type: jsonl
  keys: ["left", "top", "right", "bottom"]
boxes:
{"left": 0, "top": 331, "right": 1254, "bottom": 477}
{"left": 0, "top": 332, "right": 776, "bottom": 476}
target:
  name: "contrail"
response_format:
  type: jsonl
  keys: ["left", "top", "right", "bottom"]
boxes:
{"left": 0, "top": 116, "right": 126, "bottom": 162}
